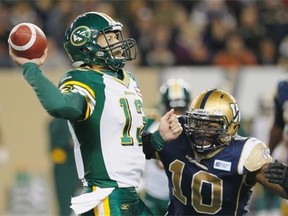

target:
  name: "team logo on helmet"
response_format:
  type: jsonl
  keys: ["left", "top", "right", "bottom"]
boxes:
{"left": 70, "top": 26, "right": 91, "bottom": 46}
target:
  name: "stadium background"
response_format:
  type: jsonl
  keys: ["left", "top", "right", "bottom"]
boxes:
{"left": 1, "top": 0, "right": 288, "bottom": 215}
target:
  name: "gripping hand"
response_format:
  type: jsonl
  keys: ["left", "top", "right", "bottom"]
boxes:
{"left": 264, "top": 160, "right": 288, "bottom": 188}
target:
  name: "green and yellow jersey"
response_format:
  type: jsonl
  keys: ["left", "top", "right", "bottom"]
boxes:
{"left": 22, "top": 63, "right": 147, "bottom": 189}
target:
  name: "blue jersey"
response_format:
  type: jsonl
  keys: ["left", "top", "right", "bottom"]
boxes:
{"left": 159, "top": 117, "right": 272, "bottom": 216}
{"left": 274, "top": 80, "right": 288, "bottom": 128}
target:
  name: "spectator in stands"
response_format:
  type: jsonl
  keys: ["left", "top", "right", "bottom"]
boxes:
{"left": 213, "top": 31, "right": 258, "bottom": 70}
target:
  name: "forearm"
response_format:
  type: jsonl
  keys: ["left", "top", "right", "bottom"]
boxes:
{"left": 22, "top": 63, "right": 85, "bottom": 120}
{"left": 142, "top": 130, "right": 166, "bottom": 159}
{"left": 268, "top": 124, "right": 283, "bottom": 154}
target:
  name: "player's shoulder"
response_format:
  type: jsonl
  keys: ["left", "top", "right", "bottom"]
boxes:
{"left": 237, "top": 136, "right": 272, "bottom": 174}
{"left": 278, "top": 80, "right": 288, "bottom": 89}
{"left": 277, "top": 80, "right": 288, "bottom": 93}
{"left": 277, "top": 80, "right": 288, "bottom": 100}
{"left": 220, "top": 135, "right": 248, "bottom": 159}
{"left": 58, "top": 68, "right": 102, "bottom": 87}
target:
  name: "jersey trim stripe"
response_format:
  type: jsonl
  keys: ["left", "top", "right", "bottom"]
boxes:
{"left": 60, "top": 81, "right": 96, "bottom": 119}
{"left": 92, "top": 186, "right": 111, "bottom": 216}
{"left": 68, "top": 121, "right": 85, "bottom": 180}
{"left": 60, "top": 80, "right": 95, "bottom": 97}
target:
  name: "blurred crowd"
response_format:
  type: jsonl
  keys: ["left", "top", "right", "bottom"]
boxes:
{"left": 2, "top": 0, "right": 288, "bottom": 69}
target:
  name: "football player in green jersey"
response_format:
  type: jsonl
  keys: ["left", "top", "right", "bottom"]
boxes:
{"left": 9, "top": 12, "right": 182, "bottom": 216}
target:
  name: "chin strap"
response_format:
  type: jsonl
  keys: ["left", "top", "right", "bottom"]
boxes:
{"left": 72, "top": 61, "right": 85, "bottom": 68}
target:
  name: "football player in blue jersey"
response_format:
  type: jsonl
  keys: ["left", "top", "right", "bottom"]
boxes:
{"left": 143, "top": 88, "right": 288, "bottom": 215}
{"left": 269, "top": 80, "right": 288, "bottom": 154}
{"left": 141, "top": 78, "right": 192, "bottom": 215}
{"left": 267, "top": 80, "right": 288, "bottom": 214}
{"left": 8, "top": 11, "right": 182, "bottom": 216}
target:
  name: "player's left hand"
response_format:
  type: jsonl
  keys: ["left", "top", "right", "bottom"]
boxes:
{"left": 158, "top": 109, "right": 183, "bottom": 142}
{"left": 264, "top": 160, "right": 288, "bottom": 188}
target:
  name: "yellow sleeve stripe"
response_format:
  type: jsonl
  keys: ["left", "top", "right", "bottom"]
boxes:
{"left": 84, "top": 97, "right": 91, "bottom": 120}
{"left": 59, "top": 81, "right": 95, "bottom": 98}
{"left": 60, "top": 81, "right": 96, "bottom": 120}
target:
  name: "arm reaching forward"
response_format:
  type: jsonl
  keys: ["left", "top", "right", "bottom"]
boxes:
{"left": 142, "top": 109, "right": 183, "bottom": 158}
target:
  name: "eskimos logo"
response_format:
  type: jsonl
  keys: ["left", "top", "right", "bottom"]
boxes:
{"left": 70, "top": 26, "right": 91, "bottom": 46}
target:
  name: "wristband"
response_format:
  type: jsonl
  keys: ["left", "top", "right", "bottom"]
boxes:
{"left": 151, "top": 130, "right": 166, "bottom": 151}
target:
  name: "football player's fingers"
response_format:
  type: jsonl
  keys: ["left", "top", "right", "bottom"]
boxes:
{"left": 171, "top": 123, "right": 183, "bottom": 134}
{"left": 264, "top": 171, "right": 281, "bottom": 178}
{"left": 8, "top": 45, "right": 12, "bottom": 55}
{"left": 265, "top": 168, "right": 282, "bottom": 173}
{"left": 8, "top": 46, "right": 17, "bottom": 60}
{"left": 265, "top": 176, "right": 282, "bottom": 184}
{"left": 168, "top": 113, "right": 178, "bottom": 125}
{"left": 168, "top": 116, "right": 179, "bottom": 128}
{"left": 267, "top": 179, "right": 281, "bottom": 184}
{"left": 268, "top": 162, "right": 285, "bottom": 169}
{"left": 266, "top": 170, "right": 284, "bottom": 178}
{"left": 161, "top": 109, "right": 175, "bottom": 122}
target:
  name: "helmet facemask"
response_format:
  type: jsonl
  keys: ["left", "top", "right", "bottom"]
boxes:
{"left": 185, "top": 110, "right": 234, "bottom": 154}
{"left": 80, "top": 29, "right": 137, "bottom": 71}
{"left": 185, "top": 89, "right": 241, "bottom": 155}
{"left": 93, "top": 29, "right": 137, "bottom": 70}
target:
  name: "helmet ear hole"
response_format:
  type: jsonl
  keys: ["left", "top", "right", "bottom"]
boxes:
{"left": 81, "top": 47, "right": 90, "bottom": 54}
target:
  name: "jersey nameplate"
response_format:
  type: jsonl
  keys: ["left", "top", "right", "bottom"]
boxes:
{"left": 213, "top": 159, "right": 231, "bottom": 171}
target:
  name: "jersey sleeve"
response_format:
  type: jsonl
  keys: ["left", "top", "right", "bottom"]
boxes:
{"left": 58, "top": 71, "right": 96, "bottom": 121}
{"left": 22, "top": 62, "right": 85, "bottom": 120}
{"left": 273, "top": 81, "right": 288, "bottom": 128}
{"left": 238, "top": 137, "right": 273, "bottom": 174}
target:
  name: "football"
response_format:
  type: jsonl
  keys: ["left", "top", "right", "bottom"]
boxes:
{"left": 8, "top": 22, "right": 47, "bottom": 59}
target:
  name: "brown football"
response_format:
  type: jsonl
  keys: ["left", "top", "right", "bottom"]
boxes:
{"left": 8, "top": 22, "right": 47, "bottom": 59}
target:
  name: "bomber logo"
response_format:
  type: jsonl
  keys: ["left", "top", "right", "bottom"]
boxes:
{"left": 70, "top": 26, "right": 91, "bottom": 46}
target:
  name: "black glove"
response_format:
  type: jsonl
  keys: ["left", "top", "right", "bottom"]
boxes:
{"left": 264, "top": 160, "right": 288, "bottom": 189}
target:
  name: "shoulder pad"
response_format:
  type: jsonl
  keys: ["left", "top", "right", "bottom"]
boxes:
{"left": 238, "top": 137, "right": 272, "bottom": 174}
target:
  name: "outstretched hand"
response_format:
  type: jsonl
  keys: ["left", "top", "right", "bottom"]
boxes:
{"left": 9, "top": 46, "right": 48, "bottom": 66}
{"left": 158, "top": 109, "right": 183, "bottom": 142}
{"left": 264, "top": 160, "right": 288, "bottom": 188}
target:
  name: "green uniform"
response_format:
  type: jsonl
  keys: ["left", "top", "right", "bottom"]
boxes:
{"left": 49, "top": 118, "right": 81, "bottom": 216}
{"left": 58, "top": 67, "right": 147, "bottom": 188}
{"left": 22, "top": 63, "right": 152, "bottom": 215}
